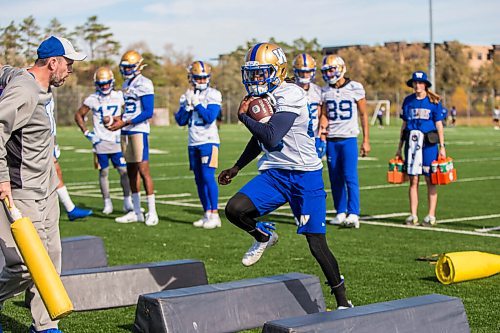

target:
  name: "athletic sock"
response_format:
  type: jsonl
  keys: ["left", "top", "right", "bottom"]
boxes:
{"left": 132, "top": 192, "right": 141, "bottom": 215}
{"left": 147, "top": 194, "right": 157, "bottom": 215}
{"left": 57, "top": 186, "right": 75, "bottom": 212}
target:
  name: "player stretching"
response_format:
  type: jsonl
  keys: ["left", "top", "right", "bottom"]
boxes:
{"left": 75, "top": 67, "right": 133, "bottom": 215}
{"left": 320, "top": 55, "right": 370, "bottom": 228}
{"left": 108, "top": 51, "right": 158, "bottom": 226}
{"left": 292, "top": 53, "right": 326, "bottom": 158}
{"left": 219, "top": 42, "right": 353, "bottom": 309}
{"left": 175, "top": 61, "right": 222, "bottom": 229}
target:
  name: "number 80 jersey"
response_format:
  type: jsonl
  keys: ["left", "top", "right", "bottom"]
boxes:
{"left": 321, "top": 79, "right": 365, "bottom": 138}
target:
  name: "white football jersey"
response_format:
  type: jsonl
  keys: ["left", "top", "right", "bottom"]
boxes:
{"left": 122, "top": 74, "right": 154, "bottom": 134}
{"left": 188, "top": 87, "right": 222, "bottom": 146}
{"left": 257, "top": 82, "right": 323, "bottom": 172}
{"left": 322, "top": 80, "right": 365, "bottom": 138}
{"left": 305, "top": 82, "right": 322, "bottom": 137}
{"left": 83, "top": 90, "right": 124, "bottom": 154}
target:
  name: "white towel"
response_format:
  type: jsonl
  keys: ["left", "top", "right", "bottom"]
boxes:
{"left": 406, "top": 130, "right": 424, "bottom": 175}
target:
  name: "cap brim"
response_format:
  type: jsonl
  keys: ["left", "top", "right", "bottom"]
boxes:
{"left": 407, "top": 79, "right": 431, "bottom": 88}
{"left": 64, "top": 52, "right": 87, "bottom": 61}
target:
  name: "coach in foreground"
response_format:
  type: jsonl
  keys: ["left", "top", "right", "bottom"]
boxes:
{"left": 0, "top": 36, "right": 86, "bottom": 333}
{"left": 218, "top": 42, "right": 353, "bottom": 309}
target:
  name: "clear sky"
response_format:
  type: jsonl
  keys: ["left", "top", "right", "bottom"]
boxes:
{"left": 1, "top": 0, "right": 498, "bottom": 61}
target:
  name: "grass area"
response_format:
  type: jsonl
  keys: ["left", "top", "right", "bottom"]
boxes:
{"left": 1, "top": 123, "right": 499, "bottom": 332}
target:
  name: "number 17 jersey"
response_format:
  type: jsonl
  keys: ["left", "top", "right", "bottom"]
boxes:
{"left": 322, "top": 79, "right": 365, "bottom": 138}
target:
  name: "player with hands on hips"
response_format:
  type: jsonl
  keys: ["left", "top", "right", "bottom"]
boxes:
{"left": 320, "top": 55, "right": 370, "bottom": 228}
{"left": 219, "top": 42, "right": 353, "bottom": 309}
{"left": 110, "top": 50, "right": 158, "bottom": 226}
{"left": 396, "top": 71, "right": 446, "bottom": 226}
{"left": 74, "top": 67, "right": 133, "bottom": 215}
{"left": 293, "top": 53, "right": 326, "bottom": 158}
{"left": 175, "top": 61, "right": 222, "bottom": 229}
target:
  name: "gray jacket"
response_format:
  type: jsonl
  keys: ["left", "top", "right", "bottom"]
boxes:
{"left": 0, "top": 66, "right": 58, "bottom": 199}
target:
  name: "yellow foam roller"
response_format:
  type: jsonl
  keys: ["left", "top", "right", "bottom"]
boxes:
{"left": 435, "top": 251, "right": 500, "bottom": 285}
{"left": 11, "top": 217, "right": 73, "bottom": 319}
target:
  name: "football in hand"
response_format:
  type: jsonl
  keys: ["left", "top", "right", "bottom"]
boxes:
{"left": 103, "top": 116, "right": 114, "bottom": 127}
{"left": 247, "top": 97, "right": 274, "bottom": 123}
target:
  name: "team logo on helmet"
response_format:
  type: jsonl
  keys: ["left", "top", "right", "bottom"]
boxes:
{"left": 119, "top": 50, "right": 145, "bottom": 79}
{"left": 293, "top": 53, "right": 317, "bottom": 85}
{"left": 188, "top": 61, "right": 212, "bottom": 91}
{"left": 241, "top": 42, "right": 287, "bottom": 96}
{"left": 94, "top": 67, "right": 115, "bottom": 95}
{"left": 321, "top": 55, "right": 346, "bottom": 85}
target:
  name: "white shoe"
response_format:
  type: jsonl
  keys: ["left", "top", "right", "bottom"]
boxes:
{"left": 329, "top": 213, "right": 346, "bottom": 225}
{"left": 344, "top": 214, "right": 360, "bottom": 229}
{"left": 421, "top": 215, "right": 437, "bottom": 226}
{"left": 115, "top": 211, "right": 144, "bottom": 223}
{"left": 337, "top": 300, "right": 354, "bottom": 310}
{"left": 145, "top": 212, "right": 159, "bottom": 226}
{"left": 242, "top": 232, "right": 278, "bottom": 267}
{"left": 404, "top": 215, "right": 419, "bottom": 226}
{"left": 193, "top": 215, "right": 209, "bottom": 228}
{"left": 203, "top": 215, "right": 221, "bottom": 229}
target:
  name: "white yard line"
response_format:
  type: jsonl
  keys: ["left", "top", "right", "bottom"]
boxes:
{"left": 363, "top": 220, "right": 500, "bottom": 238}
{"left": 69, "top": 190, "right": 499, "bottom": 238}
{"left": 475, "top": 226, "right": 500, "bottom": 233}
{"left": 437, "top": 214, "right": 500, "bottom": 224}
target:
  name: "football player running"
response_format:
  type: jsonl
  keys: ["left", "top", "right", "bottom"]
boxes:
{"left": 75, "top": 67, "right": 133, "bottom": 215}
{"left": 320, "top": 55, "right": 370, "bottom": 228}
{"left": 175, "top": 61, "right": 222, "bottom": 229}
{"left": 219, "top": 42, "right": 353, "bottom": 309}
{"left": 108, "top": 51, "right": 158, "bottom": 226}
{"left": 293, "top": 53, "right": 326, "bottom": 158}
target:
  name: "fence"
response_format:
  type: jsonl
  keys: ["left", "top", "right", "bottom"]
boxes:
{"left": 53, "top": 85, "right": 498, "bottom": 126}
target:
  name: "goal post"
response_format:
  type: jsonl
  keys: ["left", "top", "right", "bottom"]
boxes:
{"left": 367, "top": 100, "right": 391, "bottom": 126}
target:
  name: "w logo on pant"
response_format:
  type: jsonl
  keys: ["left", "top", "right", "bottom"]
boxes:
{"left": 295, "top": 215, "right": 310, "bottom": 227}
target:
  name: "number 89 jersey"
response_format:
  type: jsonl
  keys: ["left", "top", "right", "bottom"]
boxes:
{"left": 321, "top": 79, "right": 365, "bottom": 138}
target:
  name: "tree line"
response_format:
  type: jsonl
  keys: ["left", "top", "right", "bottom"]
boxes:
{"left": 1, "top": 16, "right": 498, "bottom": 123}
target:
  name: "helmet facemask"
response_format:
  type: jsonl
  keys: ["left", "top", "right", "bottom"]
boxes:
{"left": 120, "top": 63, "right": 140, "bottom": 79}
{"left": 241, "top": 64, "right": 280, "bottom": 96}
{"left": 95, "top": 79, "right": 114, "bottom": 95}
{"left": 294, "top": 68, "right": 316, "bottom": 85}
{"left": 321, "top": 65, "right": 345, "bottom": 85}
{"left": 190, "top": 74, "right": 210, "bottom": 91}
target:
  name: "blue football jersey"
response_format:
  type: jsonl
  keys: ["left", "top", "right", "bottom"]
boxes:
{"left": 400, "top": 94, "right": 444, "bottom": 133}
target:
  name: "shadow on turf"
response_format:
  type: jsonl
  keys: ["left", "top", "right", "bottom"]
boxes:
{"left": 421, "top": 276, "right": 440, "bottom": 283}
{"left": 0, "top": 313, "right": 29, "bottom": 332}
{"left": 118, "top": 323, "right": 134, "bottom": 332}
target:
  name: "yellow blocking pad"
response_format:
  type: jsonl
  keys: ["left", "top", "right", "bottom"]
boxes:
{"left": 11, "top": 217, "right": 73, "bottom": 319}
{"left": 435, "top": 251, "right": 500, "bottom": 285}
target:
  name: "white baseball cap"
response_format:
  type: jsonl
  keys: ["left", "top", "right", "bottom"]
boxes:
{"left": 37, "top": 36, "right": 87, "bottom": 61}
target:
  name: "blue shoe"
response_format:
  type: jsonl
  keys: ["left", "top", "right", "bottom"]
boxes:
{"left": 67, "top": 206, "right": 93, "bottom": 221}
{"left": 29, "top": 325, "right": 63, "bottom": 333}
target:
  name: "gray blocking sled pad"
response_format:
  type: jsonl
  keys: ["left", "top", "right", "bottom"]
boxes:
{"left": 262, "top": 293, "right": 470, "bottom": 333}
{"left": 61, "top": 235, "right": 108, "bottom": 271}
{"left": 24, "top": 235, "right": 108, "bottom": 307}
{"left": 1, "top": 235, "right": 108, "bottom": 273}
{"left": 133, "top": 272, "right": 326, "bottom": 333}
{"left": 62, "top": 259, "right": 208, "bottom": 311}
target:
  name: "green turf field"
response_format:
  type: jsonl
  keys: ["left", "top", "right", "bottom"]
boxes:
{"left": 1, "top": 123, "right": 499, "bottom": 332}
